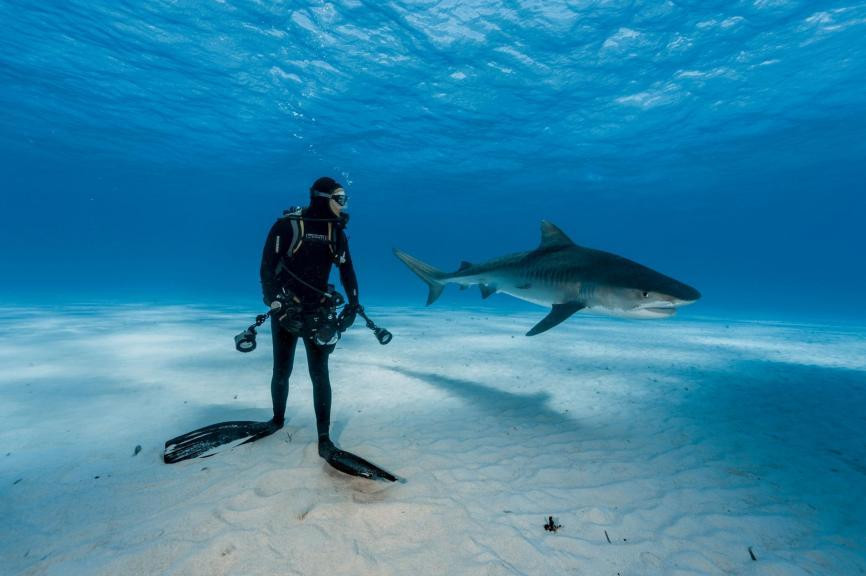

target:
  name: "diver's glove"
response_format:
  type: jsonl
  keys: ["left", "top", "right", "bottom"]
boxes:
{"left": 338, "top": 303, "right": 360, "bottom": 331}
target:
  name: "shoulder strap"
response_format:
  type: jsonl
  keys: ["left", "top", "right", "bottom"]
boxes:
{"left": 290, "top": 218, "right": 304, "bottom": 255}
{"left": 280, "top": 208, "right": 344, "bottom": 259}
{"left": 278, "top": 207, "right": 305, "bottom": 256}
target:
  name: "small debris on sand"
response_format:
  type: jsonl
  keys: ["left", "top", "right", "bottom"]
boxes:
{"left": 544, "top": 516, "right": 561, "bottom": 533}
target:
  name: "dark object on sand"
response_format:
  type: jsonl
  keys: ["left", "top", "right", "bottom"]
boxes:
{"left": 163, "top": 420, "right": 282, "bottom": 463}
{"left": 749, "top": 547, "right": 757, "bottom": 561}
{"left": 164, "top": 421, "right": 397, "bottom": 481}
{"left": 544, "top": 516, "right": 562, "bottom": 532}
{"left": 318, "top": 438, "right": 397, "bottom": 482}
{"left": 133, "top": 445, "right": 142, "bottom": 456}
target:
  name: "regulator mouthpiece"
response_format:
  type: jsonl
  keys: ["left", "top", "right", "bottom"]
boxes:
{"left": 234, "top": 327, "right": 258, "bottom": 353}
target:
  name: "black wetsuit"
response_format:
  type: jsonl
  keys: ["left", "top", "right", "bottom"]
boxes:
{"left": 259, "top": 200, "right": 359, "bottom": 440}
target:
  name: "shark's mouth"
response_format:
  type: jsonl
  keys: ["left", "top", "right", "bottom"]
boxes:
{"left": 642, "top": 306, "right": 677, "bottom": 317}
{"left": 610, "top": 303, "right": 680, "bottom": 319}
{"left": 630, "top": 302, "right": 678, "bottom": 318}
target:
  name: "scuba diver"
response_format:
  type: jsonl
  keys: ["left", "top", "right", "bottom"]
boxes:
{"left": 163, "top": 177, "right": 395, "bottom": 481}
{"left": 259, "top": 176, "right": 359, "bottom": 461}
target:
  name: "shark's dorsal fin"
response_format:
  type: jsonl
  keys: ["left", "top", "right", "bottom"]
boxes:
{"left": 539, "top": 221, "right": 576, "bottom": 249}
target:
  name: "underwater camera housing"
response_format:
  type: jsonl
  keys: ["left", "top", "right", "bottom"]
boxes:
{"left": 234, "top": 292, "right": 392, "bottom": 352}
{"left": 306, "top": 291, "right": 344, "bottom": 347}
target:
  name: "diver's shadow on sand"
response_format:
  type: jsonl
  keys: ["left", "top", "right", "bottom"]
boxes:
{"left": 384, "top": 365, "right": 580, "bottom": 431}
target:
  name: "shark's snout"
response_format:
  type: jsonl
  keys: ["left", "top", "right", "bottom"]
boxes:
{"left": 677, "top": 285, "right": 701, "bottom": 303}
{"left": 633, "top": 285, "right": 700, "bottom": 318}
{"left": 664, "top": 282, "right": 701, "bottom": 305}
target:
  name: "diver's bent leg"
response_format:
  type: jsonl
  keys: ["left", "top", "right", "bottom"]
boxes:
{"left": 303, "top": 337, "right": 333, "bottom": 452}
{"left": 271, "top": 317, "right": 299, "bottom": 426}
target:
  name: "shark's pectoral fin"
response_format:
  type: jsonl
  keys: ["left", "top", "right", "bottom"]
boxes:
{"left": 479, "top": 284, "right": 497, "bottom": 299}
{"left": 526, "top": 302, "right": 586, "bottom": 336}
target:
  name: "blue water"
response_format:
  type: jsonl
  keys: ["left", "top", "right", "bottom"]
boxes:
{"left": 1, "top": 1, "right": 865, "bottom": 322}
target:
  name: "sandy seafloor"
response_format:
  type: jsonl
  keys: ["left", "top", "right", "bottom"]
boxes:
{"left": 1, "top": 305, "right": 864, "bottom": 576}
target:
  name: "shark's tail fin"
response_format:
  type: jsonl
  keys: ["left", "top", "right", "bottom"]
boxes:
{"left": 393, "top": 248, "right": 447, "bottom": 305}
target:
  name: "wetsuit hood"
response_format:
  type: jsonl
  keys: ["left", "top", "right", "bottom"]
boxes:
{"left": 308, "top": 196, "right": 336, "bottom": 216}
{"left": 309, "top": 176, "right": 346, "bottom": 218}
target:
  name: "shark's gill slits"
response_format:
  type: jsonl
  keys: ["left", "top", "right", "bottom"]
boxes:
{"left": 580, "top": 282, "right": 594, "bottom": 301}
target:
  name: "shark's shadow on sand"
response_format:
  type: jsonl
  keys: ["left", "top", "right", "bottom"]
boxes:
{"left": 368, "top": 355, "right": 866, "bottom": 474}
{"left": 383, "top": 364, "right": 580, "bottom": 431}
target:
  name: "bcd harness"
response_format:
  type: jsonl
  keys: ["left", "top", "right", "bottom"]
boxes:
{"left": 273, "top": 207, "right": 349, "bottom": 303}
{"left": 278, "top": 206, "right": 347, "bottom": 265}
{"left": 269, "top": 208, "right": 349, "bottom": 346}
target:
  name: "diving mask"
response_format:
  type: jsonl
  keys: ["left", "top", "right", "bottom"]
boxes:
{"left": 330, "top": 188, "right": 348, "bottom": 207}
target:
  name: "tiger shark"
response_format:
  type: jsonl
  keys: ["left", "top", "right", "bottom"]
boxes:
{"left": 394, "top": 220, "right": 700, "bottom": 336}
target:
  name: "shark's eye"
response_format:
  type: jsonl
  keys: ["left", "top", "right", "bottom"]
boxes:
{"left": 642, "top": 291, "right": 649, "bottom": 298}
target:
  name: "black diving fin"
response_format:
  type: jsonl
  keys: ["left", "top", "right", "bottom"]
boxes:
{"left": 163, "top": 420, "right": 282, "bottom": 464}
{"left": 319, "top": 440, "right": 398, "bottom": 482}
